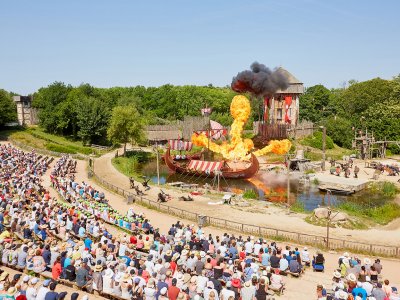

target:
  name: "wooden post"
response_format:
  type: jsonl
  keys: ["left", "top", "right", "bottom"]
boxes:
{"left": 322, "top": 119, "right": 326, "bottom": 171}
{"left": 276, "top": 230, "right": 278, "bottom": 239}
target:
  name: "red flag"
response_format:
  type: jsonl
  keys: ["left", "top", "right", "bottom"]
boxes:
{"left": 352, "top": 127, "right": 355, "bottom": 131}
{"left": 323, "top": 107, "right": 326, "bottom": 111}
{"left": 284, "top": 97, "right": 292, "bottom": 123}
{"left": 312, "top": 98, "right": 315, "bottom": 102}
{"left": 334, "top": 116, "right": 337, "bottom": 120}
{"left": 264, "top": 96, "right": 268, "bottom": 122}
{"left": 359, "top": 131, "right": 362, "bottom": 135}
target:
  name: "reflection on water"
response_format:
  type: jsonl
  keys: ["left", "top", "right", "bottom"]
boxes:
{"left": 134, "top": 160, "right": 392, "bottom": 210}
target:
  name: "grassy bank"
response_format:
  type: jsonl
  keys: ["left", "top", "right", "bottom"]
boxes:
{"left": 112, "top": 152, "right": 156, "bottom": 184}
{"left": 0, "top": 126, "right": 114, "bottom": 155}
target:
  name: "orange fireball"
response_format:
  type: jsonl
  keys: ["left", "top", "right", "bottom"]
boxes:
{"left": 191, "top": 95, "right": 291, "bottom": 161}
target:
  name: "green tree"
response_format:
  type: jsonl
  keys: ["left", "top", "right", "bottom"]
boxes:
{"left": 107, "top": 106, "right": 146, "bottom": 156}
{"left": 0, "top": 90, "right": 17, "bottom": 125}
{"left": 76, "top": 97, "right": 110, "bottom": 145}
{"left": 325, "top": 116, "right": 353, "bottom": 149}
{"left": 299, "top": 85, "right": 338, "bottom": 123}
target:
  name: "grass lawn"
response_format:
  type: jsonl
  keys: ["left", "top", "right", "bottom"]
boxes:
{"left": 0, "top": 126, "right": 95, "bottom": 155}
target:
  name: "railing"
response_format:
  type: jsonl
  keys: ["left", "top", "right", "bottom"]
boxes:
{"left": 0, "top": 135, "right": 89, "bottom": 160}
{"left": 88, "top": 157, "right": 399, "bottom": 258}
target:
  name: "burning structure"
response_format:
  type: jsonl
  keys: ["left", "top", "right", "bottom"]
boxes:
{"left": 191, "top": 95, "right": 291, "bottom": 161}
{"left": 231, "top": 62, "right": 303, "bottom": 125}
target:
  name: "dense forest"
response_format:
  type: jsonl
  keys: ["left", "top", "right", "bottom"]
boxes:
{"left": 1, "top": 74, "right": 399, "bottom": 153}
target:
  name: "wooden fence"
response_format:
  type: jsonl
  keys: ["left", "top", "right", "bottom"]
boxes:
{"left": 88, "top": 157, "right": 400, "bottom": 258}
{"left": 257, "top": 123, "right": 291, "bottom": 139}
{"left": 254, "top": 120, "right": 313, "bottom": 139}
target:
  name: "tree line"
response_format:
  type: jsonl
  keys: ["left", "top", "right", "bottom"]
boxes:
{"left": 1, "top": 74, "right": 399, "bottom": 153}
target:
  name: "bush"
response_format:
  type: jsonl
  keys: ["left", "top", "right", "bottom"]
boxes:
{"left": 304, "top": 132, "right": 334, "bottom": 150}
{"left": 382, "top": 182, "right": 396, "bottom": 197}
{"left": 46, "top": 143, "right": 77, "bottom": 154}
{"left": 79, "top": 147, "right": 93, "bottom": 155}
{"left": 243, "top": 189, "right": 257, "bottom": 199}
{"left": 305, "top": 169, "right": 315, "bottom": 174}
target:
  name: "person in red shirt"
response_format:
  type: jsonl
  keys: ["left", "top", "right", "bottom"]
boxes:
{"left": 170, "top": 257, "right": 177, "bottom": 272}
{"left": 168, "top": 278, "right": 180, "bottom": 300}
{"left": 130, "top": 234, "right": 137, "bottom": 244}
{"left": 52, "top": 256, "right": 63, "bottom": 279}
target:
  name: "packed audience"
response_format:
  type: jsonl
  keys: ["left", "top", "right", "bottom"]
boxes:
{"left": 0, "top": 144, "right": 398, "bottom": 300}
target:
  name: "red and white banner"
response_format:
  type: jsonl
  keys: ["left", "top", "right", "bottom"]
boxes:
{"left": 168, "top": 140, "right": 193, "bottom": 151}
{"left": 188, "top": 160, "right": 223, "bottom": 172}
{"left": 194, "top": 130, "right": 227, "bottom": 137}
{"left": 210, "top": 120, "right": 224, "bottom": 140}
{"left": 264, "top": 96, "right": 268, "bottom": 122}
{"left": 284, "top": 96, "right": 292, "bottom": 123}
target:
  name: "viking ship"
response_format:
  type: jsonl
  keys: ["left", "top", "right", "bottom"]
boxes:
{"left": 164, "top": 148, "right": 259, "bottom": 179}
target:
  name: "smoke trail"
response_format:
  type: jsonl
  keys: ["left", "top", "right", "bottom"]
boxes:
{"left": 231, "top": 62, "right": 290, "bottom": 96}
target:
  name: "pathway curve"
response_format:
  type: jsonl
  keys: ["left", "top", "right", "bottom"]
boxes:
{"left": 93, "top": 147, "right": 400, "bottom": 247}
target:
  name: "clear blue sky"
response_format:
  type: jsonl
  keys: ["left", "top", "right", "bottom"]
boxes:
{"left": 1, "top": 0, "right": 399, "bottom": 94}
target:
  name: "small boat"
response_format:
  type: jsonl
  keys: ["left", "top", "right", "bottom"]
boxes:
{"left": 164, "top": 148, "right": 259, "bottom": 179}
{"left": 161, "top": 152, "right": 203, "bottom": 161}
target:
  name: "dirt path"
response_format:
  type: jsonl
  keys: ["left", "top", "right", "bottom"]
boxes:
{"left": 93, "top": 147, "right": 400, "bottom": 246}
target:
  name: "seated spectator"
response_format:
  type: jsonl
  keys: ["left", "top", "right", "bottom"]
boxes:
{"left": 279, "top": 255, "right": 288, "bottom": 271}
{"left": 313, "top": 250, "right": 325, "bottom": 266}
{"left": 270, "top": 268, "right": 284, "bottom": 295}
{"left": 65, "top": 259, "right": 77, "bottom": 282}
{"left": 301, "top": 247, "right": 310, "bottom": 265}
{"left": 32, "top": 250, "right": 48, "bottom": 273}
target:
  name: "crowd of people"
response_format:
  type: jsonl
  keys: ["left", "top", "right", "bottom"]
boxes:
{"left": 0, "top": 143, "right": 399, "bottom": 300}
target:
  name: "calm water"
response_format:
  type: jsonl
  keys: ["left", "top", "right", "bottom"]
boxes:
{"left": 135, "top": 160, "right": 392, "bottom": 211}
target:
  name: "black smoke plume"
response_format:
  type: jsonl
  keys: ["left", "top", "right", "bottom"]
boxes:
{"left": 231, "top": 62, "right": 289, "bottom": 96}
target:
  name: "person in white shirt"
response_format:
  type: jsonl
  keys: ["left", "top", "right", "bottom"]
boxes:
{"left": 220, "top": 282, "right": 235, "bottom": 300}
{"left": 361, "top": 279, "right": 373, "bottom": 296}
{"left": 282, "top": 246, "right": 290, "bottom": 257}
{"left": 253, "top": 240, "right": 262, "bottom": 255}
{"left": 245, "top": 240, "right": 253, "bottom": 254}
{"left": 26, "top": 278, "right": 40, "bottom": 300}
{"left": 197, "top": 270, "right": 209, "bottom": 291}
{"left": 93, "top": 224, "right": 100, "bottom": 237}
{"left": 301, "top": 247, "right": 310, "bottom": 264}
{"left": 144, "top": 255, "right": 155, "bottom": 273}
{"left": 36, "top": 279, "right": 51, "bottom": 300}
{"left": 218, "top": 243, "right": 227, "bottom": 257}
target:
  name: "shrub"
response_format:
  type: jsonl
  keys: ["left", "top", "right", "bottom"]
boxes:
{"left": 304, "top": 132, "right": 334, "bottom": 150}
{"left": 46, "top": 143, "right": 77, "bottom": 154}
{"left": 79, "top": 147, "right": 93, "bottom": 155}
{"left": 305, "top": 169, "right": 315, "bottom": 174}
{"left": 243, "top": 189, "right": 257, "bottom": 199}
{"left": 313, "top": 178, "right": 320, "bottom": 185}
{"left": 382, "top": 182, "right": 396, "bottom": 197}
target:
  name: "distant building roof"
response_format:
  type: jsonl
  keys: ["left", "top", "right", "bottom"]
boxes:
{"left": 274, "top": 66, "right": 302, "bottom": 84}
{"left": 147, "top": 130, "right": 181, "bottom": 140}
{"left": 273, "top": 66, "right": 303, "bottom": 94}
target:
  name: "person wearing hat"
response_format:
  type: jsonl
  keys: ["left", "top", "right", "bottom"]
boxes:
{"left": 37, "top": 279, "right": 52, "bottom": 300}
{"left": 270, "top": 268, "right": 284, "bottom": 295}
{"left": 89, "top": 265, "right": 103, "bottom": 294}
{"left": 332, "top": 270, "right": 344, "bottom": 291}
{"left": 240, "top": 281, "right": 255, "bottom": 300}
{"left": 371, "top": 282, "right": 386, "bottom": 300}
{"left": 17, "top": 246, "right": 29, "bottom": 269}
{"left": 144, "top": 279, "right": 158, "bottom": 300}
{"left": 26, "top": 278, "right": 40, "bottom": 299}
{"left": 167, "top": 278, "right": 180, "bottom": 300}
{"left": 340, "top": 258, "right": 350, "bottom": 276}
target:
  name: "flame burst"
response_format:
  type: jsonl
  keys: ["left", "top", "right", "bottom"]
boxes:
{"left": 191, "top": 95, "right": 291, "bottom": 161}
